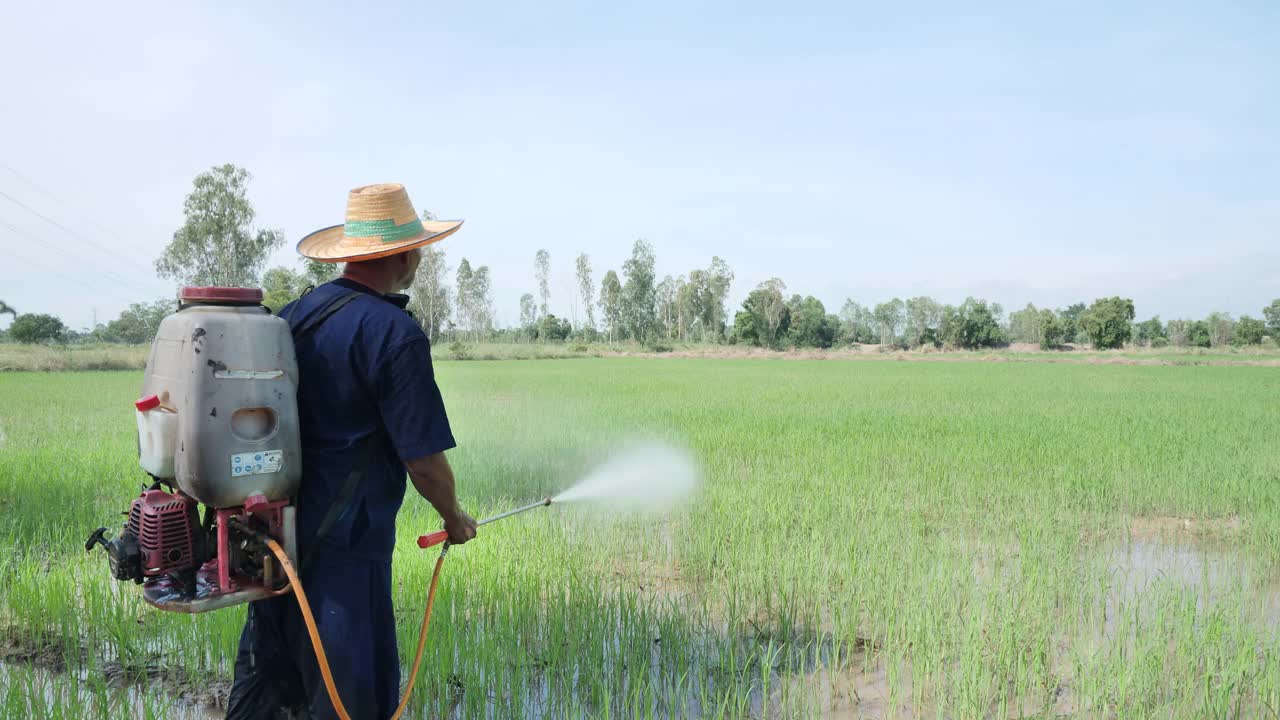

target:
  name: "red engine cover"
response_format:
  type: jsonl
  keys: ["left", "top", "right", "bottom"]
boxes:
{"left": 127, "top": 489, "right": 198, "bottom": 576}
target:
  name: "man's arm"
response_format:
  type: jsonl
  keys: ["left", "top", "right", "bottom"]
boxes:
{"left": 405, "top": 452, "right": 477, "bottom": 544}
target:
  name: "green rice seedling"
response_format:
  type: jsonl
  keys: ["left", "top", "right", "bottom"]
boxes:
{"left": 2, "top": 360, "right": 1279, "bottom": 717}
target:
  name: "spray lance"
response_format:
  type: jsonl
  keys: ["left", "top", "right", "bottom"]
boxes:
{"left": 415, "top": 496, "right": 553, "bottom": 549}
{"left": 236, "top": 496, "right": 558, "bottom": 720}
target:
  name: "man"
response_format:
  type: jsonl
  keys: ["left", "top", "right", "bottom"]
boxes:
{"left": 228, "top": 183, "right": 478, "bottom": 719}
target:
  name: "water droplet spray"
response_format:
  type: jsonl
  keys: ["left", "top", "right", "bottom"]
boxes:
{"left": 552, "top": 441, "right": 700, "bottom": 511}
{"left": 416, "top": 440, "right": 700, "bottom": 549}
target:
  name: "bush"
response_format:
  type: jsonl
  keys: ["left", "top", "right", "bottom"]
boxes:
{"left": 101, "top": 300, "right": 173, "bottom": 344}
{"left": 1038, "top": 309, "right": 1065, "bottom": 350}
{"left": 1187, "top": 321, "right": 1211, "bottom": 348}
{"left": 9, "top": 313, "right": 67, "bottom": 344}
{"left": 1233, "top": 316, "right": 1266, "bottom": 346}
{"left": 536, "top": 314, "right": 572, "bottom": 342}
{"left": 447, "top": 340, "right": 472, "bottom": 359}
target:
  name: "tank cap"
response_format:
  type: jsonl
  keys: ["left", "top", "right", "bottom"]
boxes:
{"left": 180, "top": 287, "right": 263, "bottom": 304}
{"left": 135, "top": 394, "right": 161, "bottom": 412}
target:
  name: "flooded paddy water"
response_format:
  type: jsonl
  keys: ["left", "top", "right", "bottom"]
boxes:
{"left": 760, "top": 520, "right": 1280, "bottom": 719}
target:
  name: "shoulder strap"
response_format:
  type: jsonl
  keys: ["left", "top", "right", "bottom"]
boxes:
{"left": 287, "top": 289, "right": 363, "bottom": 342}
{"left": 286, "top": 287, "right": 379, "bottom": 577}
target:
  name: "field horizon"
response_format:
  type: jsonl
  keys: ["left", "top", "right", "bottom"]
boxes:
{"left": 1, "top": 339, "right": 1278, "bottom": 373}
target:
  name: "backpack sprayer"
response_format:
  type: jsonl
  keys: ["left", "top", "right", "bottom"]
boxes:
{"left": 83, "top": 286, "right": 557, "bottom": 719}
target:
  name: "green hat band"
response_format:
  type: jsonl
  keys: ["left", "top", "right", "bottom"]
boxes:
{"left": 344, "top": 217, "right": 425, "bottom": 243}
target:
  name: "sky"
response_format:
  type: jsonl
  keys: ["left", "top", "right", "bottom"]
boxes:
{"left": 1, "top": 1, "right": 1277, "bottom": 332}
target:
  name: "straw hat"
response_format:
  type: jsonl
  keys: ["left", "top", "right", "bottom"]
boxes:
{"left": 297, "top": 183, "right": 463, "bottom": 262}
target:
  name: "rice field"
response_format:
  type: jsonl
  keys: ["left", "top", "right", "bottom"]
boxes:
{"left": 1, "top": 359, "right": 1278, "bottom": 718}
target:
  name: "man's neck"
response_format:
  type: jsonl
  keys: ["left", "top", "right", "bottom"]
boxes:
{"left": 341, "top": 267, "right": 394, "bottom": 295}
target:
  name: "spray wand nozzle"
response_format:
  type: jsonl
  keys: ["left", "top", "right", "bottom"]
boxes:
{"left": 416, "top": 497, "right": 553, "bottom": 550}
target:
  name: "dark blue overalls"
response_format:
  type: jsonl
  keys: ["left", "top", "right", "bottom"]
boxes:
{"left": 227, "top": 278, "right": 455, "bottom": 720}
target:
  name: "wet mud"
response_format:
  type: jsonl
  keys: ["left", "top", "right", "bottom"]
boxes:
{"left": 1, "top": 631, "right": 228, "bottom": 718}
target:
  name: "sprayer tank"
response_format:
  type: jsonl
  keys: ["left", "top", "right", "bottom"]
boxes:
{"left": 140, "top": 293, "right": 301, "bottom": 508}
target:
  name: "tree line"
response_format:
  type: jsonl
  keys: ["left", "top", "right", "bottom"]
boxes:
{"left": 3, "top": 163, "right": 1279, "bottom": 351}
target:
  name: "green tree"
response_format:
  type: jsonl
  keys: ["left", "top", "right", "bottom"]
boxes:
{"left": 155, "top": 164, "right": 284, "bottom": 287}
{"left": 10, "top": 313, "right": 66, "bottom": 343}
{"left": 679, "top": 261, "right": 736, "bottom": 343}
{"left": 1058, "top": 302, "right": 1086, "bottom": 343}
{"left": 730, "top": 309, "right": 757, "bottom": 345}
{"left": 1078, "top": 297, "right": 1135, "bottom": 350}
{"left": 1205, "top": 312, "right": 1234, "bottom": 347}
{"left": 534, "top": 249, "right": 551, "bottom": 318}
{"left": 741, "top": 278, "right": 790, "bottom": 348}
{"left": 576, "top": 253, "right": 595, "bottom": 330}
{"left": 673, "top": 274, "right": 697, "bottom": 341}
{"left": 1007, "top": 303, "right": 1041, "bottom": 344}
{"left": 260, "top": 266, "right": 304, "bottom": 314}
{"left": 102, "top": 300, "right": 173, "bottom": 344}
{"left": 1133, "top": 316, "right": 1166, "bottom": 346}
{"left": 1263, "top": 299, "right": 1280, "bottom": 341}
{"left": 536, "top": 314, "right": 572, "bottom": 342}
{"left": 518, "top": 293, "right": 537, "bottom": 338}
{"left": 598, "top": 270, "right": 624, "bottom": 343}
{"left": 704, "top": 256, "right": 734, "bottom": 342}
{"left": 785, "top": 295, "right": 837, "bottom": 348}
{"left": 655, "top": 275, "right": 679, "bottom": 340}
{"left": 0, "top": 301, "right": 13, "bottom": 343}
{"left": 454, "top": 259, "right": 492, "bottom": 342}
{"left": 621, "top": 239, "right": 657, "bottom": 341}
{"left": 1187, "top": 320, "right": 1212, "bottom": 348}
{"left": 838, "top": 300, "right": 876, "bottom": 344}
{"left": 408, "top": 245, "right": 451, "bottom": 342}
{"left": 903, "top": 296, "right": 942, "bottom": 348}
{"left": 301, "top": 259, "right": 340, "bottom": 287}
{"left": 1233, "top": 315, "right": 1265, "bottom": 346}
{"left": 1038, "top": 309, "right": 1065, "bottom": 350}
{"left": 873, "top": 298, "right": 905, "bottom": 346}
{"left": 938, "top": 298, "right": 1005, "bottom": 349}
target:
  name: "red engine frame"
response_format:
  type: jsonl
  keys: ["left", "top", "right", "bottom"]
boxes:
{"left": 136, "top": 490, "right": 296, "bottom": 613}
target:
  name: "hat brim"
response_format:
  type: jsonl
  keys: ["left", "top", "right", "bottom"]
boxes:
{"left": 297, "top": 219, "right": 463, "bottom": 262}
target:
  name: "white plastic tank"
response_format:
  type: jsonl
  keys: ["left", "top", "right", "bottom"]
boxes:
{"left": 135, "top": 394, "right": 178, "bottom": 478}
{"left": 139, "top": 287, "right": 301, "bottom": 509}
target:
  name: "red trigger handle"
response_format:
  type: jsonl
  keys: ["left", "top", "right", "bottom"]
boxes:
{"left": 416, "top": 530, "right": 449, "bottom": 549}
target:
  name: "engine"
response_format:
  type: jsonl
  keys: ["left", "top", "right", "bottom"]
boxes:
{"left": 88, "top": 488, "right": 205, "bottom": 585}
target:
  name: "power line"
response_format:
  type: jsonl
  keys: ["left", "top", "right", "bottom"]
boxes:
{"left": 0, "top": 164, "right": 154, "bottom": 255}
{"left": 0, "top": 188, "right": 168, "bottom": 287}
{"left": 0, "top": 215, "right": 158, "bottom": 292}
{"left": 0, "top": 237, "right": 138, "bottom": 302}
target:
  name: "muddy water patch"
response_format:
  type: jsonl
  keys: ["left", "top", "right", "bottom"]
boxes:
{"left": 1, "top": 630, "right": 230, "bottom": 718}
{"left": 1098, "top": 535, "right": 1280, "bottom": 632}
{"left": 0, "top": 659, "right": 223, "bottom": 719}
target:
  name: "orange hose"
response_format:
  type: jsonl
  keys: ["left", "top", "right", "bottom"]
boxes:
{"left": 266, "top": 538, "right": 447, "bottom": 720}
